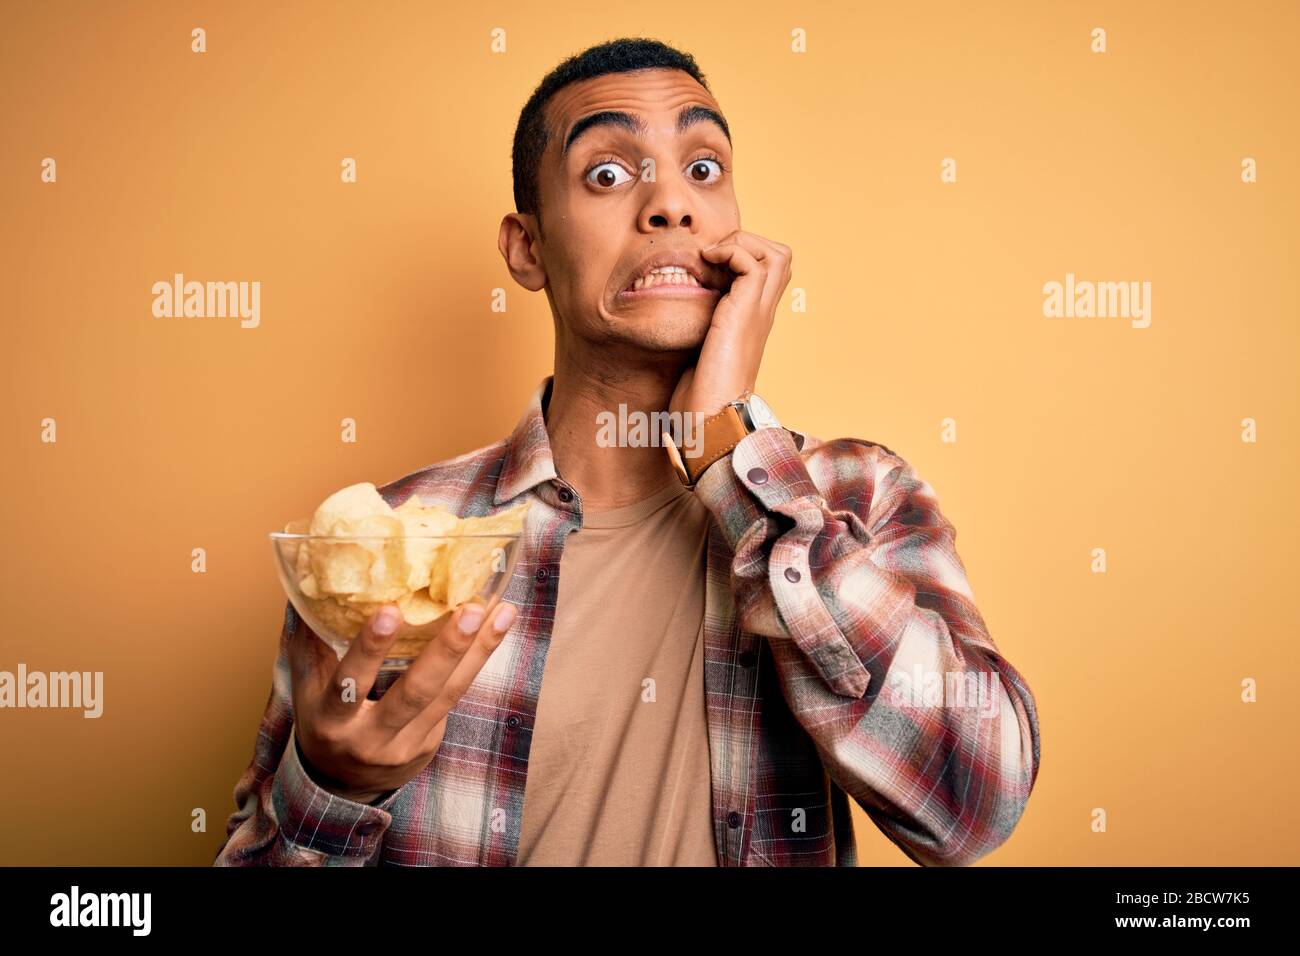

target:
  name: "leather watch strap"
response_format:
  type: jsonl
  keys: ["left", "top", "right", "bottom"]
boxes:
{"left": 683, "top": 403, "right": 750, "bottom": 484}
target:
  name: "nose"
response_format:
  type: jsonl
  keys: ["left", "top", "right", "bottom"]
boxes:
{"left": 634, "top": 162, "right": 701, "bottom": 234}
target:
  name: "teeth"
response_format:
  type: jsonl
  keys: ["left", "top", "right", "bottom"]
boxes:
{"left": 630, "top": 266, "right": 702, "bottom": 291}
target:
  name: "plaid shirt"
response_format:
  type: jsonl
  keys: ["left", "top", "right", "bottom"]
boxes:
{"left": 215, "top": 375, "right": 1040, "bottom": 867}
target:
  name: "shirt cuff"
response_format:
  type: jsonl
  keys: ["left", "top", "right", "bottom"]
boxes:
{"left": 271, "top": 725, "right": 401, "bottom": 860}
{"left": 693, "top": 426, "right": 819, "bottom": 550}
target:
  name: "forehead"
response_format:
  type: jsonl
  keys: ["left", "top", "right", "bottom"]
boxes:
{"left": 544, "top": 68, "right": 723, "bottom": 148}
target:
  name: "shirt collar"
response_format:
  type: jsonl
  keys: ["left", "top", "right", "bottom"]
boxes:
{"left": 492, "top": 373, "right": 809, "bottom": 506}
{"left": 494, "top": 375, "right": 561, "bottom": 505}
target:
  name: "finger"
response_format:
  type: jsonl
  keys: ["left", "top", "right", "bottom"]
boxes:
{"left": 707, "top": 230, "right": 774, "bottom": 271}
{"left": 317, "top": 604, "right": 403, "bottom": 720}
{"left": 288, "top": 618, "right": 337, "bottom": 695}
{"left": 756, "top": 242, "right": 792, "bottom": 318}
{"left": 400, "top": 599, "right": 518, "bottom": 747}
{"left": 701, "top": 241, "right": 766, "bottom": 321}
{"left": 719, "top": 233, "right": 792, "bottom": 318}
{"left": 702, "top": 237, "right": 764, "bottom": 277}
{"left": 373, "top": 602, "right": 487, "bottom": 732}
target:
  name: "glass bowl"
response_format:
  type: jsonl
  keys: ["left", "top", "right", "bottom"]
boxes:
{"left": 271, "top": 517, "right": 523, "bottom": 672}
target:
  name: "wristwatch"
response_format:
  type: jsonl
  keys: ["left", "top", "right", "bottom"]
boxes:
{"left": 664, "top": 389, "right": 782, "bottom": 487}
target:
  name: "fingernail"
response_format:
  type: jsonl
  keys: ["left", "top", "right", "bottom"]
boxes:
{"left": 374, "top": 608, "right": 399, "bottom": 636}
{"left": 492, "top": 603, "right": 517, "bottom": 633}
{"left": 458, "top": 604, "right": 484, "bottom": 635}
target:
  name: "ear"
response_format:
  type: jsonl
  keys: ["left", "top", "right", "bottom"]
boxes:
{"left": 498, "top": 213, "right": 547, "bottom": 292}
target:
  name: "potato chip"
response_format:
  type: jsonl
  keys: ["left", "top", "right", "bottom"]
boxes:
{"left": 393, "top": 498, "right": 457, "bottom": 591}
{"left": 444, "top": 537, "right": 507, "bottom": 607}
{"left": 441, "top": 501, "right": 529, "bottom": 606}
{"left": 293, "top": 534, "right": 311, "bottom": 578}
{"left": 399, "top": 590, "right": 450, "bottom": 626}
{"left": 311, "top": 541, "right": 373, "bottom": 594}
{"left": 305, "top": 594, "right": 366, "bottom": 639}
{"left": 458, "top": 500, "right": 531, "bottom": 537}
{"left": 309, "top": 482, "right": 393, "bottom": 536}
{"left": 344, "top": 514, "right": 410, "bottom": 602}
{"left": 426, "top": 549, "right": 448, "bottom": 603}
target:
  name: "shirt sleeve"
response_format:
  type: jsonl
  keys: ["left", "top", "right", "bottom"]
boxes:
{"left": 213, "top": 602, "right": 403, "bottom": 866}
{"left": 693, "top": 426, "right": 1041, "bottom": 867}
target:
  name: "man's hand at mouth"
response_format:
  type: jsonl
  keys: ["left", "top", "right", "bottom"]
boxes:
{"left": 668, "top": 230, "right": 792, "bottom": 421}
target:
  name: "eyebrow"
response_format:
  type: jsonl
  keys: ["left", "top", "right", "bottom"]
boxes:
{"left": 561, "top": 104, "right": 731, "bottom": 157}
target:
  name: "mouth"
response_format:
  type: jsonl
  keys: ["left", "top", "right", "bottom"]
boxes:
{"left": 615, "top": 255, "right": 730, "bottom": 302}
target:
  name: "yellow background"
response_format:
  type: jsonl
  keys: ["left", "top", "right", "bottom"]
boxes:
{"left": 1, "top": 0, "right": 1296, "bottom": 865}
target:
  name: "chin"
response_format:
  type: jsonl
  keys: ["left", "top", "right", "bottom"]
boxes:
{"left": 612, "top": 314, "right": 710, "bottom": 352}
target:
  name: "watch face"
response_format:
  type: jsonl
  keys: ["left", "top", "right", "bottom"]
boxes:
{"left": 746, "top": 394, "right": 780, "bottom": 429}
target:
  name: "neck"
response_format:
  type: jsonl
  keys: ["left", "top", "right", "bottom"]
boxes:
{"left": 544, "top": 353, "right": 686, "bottom": 511}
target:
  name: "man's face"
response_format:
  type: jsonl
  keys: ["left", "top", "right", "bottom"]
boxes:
{"left": 532, "top": 68, "right": 740, "bottom": 355}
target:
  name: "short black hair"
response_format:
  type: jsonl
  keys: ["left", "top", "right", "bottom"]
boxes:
{"left": 511, "top": 37, "right": 713, "bottom": 237}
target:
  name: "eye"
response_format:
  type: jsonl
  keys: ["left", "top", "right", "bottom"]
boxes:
{"left": 586, "top": 160, "right": 635, "bottom": 189}
{"left": 686, "top": 156, "right": 724, "bottom": 184}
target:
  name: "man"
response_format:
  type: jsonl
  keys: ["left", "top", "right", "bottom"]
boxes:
{"left": 215, "top": 37, "right": 1040, "bottom": 867}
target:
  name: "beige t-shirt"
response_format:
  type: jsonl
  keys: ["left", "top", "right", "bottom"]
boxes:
{"left": 516, "top": 478, "right": 718, "bottom": 866}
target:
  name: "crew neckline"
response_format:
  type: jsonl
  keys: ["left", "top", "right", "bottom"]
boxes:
{"left": 579, "top": 479, "right": 688, "bottom": 529}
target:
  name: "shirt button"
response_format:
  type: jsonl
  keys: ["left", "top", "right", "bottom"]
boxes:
{"left": 726, "top": 811, "right": 741, "bottom": 829}
{"left": 783, "top": 566, "right": 801, "bottom": 583}
{"left": 557, "top": 487, "right": 573, "bottom": 503}
{"left": 505, "top": 715, "right": 521, "bottom": 730}
{"left": 356, "top": 820, "right": 380, "bottom": 836}
{"left": 738, "top": 650, "right": 756, "bottom": 668}
{"left": 534, "top": 566, "right": 549, "bottom": 582}
{"left": 746, "top": 467, "right": 768, "bottom": 485}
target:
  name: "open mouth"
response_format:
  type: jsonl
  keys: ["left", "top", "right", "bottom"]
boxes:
{"left": 619, "top": 265, "right": 728, "bottom": 297}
